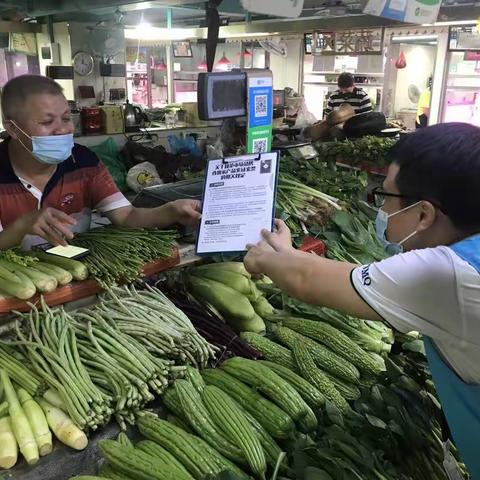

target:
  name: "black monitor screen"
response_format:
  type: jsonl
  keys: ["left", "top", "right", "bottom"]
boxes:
{"left": 212, "top": 78, "right": 245, "bottom": 113}
{"left": 198, "top": 72, "right": 246, "bottom": 120}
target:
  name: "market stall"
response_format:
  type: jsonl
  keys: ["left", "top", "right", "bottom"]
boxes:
{"left": 0, "top": 1, "right": 479, "bottom": 479}
{"left": 0, "top": 130, "right": 470, "bottom": 479}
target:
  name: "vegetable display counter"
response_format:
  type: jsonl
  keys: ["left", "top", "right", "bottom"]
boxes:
{"left": 0, "top": 247, "right": 180, "bottom": 315}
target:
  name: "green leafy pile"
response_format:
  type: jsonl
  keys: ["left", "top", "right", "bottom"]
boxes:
{"left": 314, "top": 136, "right": 398, "bottom": 169}
{"left": 280, "top": 155, "right": 368, "bottom": 204}
{"left": 322, "top": 205, "right": 387, "bottom": 264}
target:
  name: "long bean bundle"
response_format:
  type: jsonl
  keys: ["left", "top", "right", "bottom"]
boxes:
{"left": 0, "top": 345, "right": 43, "bottom": 396}
{"left": 10, "top": 299, "right": 113, "bottom": 430}
{"left": 89, "top": 285, "right": 217, "bottom": 368}
{"left": 167, "top": 292, "right": 262, "bottom": 361}
{"left": 4, "top": 286, "right": 216, "bottom": 431}
{"left": 71, "top": 227, "right": 177, "bottom": 287}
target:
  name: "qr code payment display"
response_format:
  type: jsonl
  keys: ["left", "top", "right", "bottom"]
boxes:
{"left": 253, "top": 138, "right": 268, "bottom": 153}
{"left": 254, "top": 95, "right": 268, "bottom": 117}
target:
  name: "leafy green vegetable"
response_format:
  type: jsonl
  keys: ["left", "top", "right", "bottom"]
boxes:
{"left": 314, "top": 136, "right": 398, "bottom": 169}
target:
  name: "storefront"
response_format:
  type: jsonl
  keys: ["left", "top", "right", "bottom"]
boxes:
{"left": 303, "top": 28, "right": 385, "bottom": 121}
{"left": 441, "top": 23, "right": 480, "bottom": 126}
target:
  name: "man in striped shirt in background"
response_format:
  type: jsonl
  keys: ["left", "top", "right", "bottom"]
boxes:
{"left": 324, "top": 72, "right": 373, "bottom": 117}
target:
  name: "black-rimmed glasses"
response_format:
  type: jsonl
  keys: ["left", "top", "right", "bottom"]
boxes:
{"left": 371, "top": 187, "right": 444, "bottom": 212}
{"left": 371, "top": 187, "right": 421, "bottom": 209}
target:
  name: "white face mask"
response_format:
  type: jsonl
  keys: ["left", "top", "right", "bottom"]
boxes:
{"left": 375, "top": 201, "right": 421, "bottom": 255}
{"left": 11, "top": 121, "right": 74, "bottom": 165}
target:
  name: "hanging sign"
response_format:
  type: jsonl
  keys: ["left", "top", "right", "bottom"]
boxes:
{"left": 310, "top": 29, "right": 384, "bottom": 56}
{"left": 363, "top": 0, "right": 441, "bottom": 25}
{"left": 449, "top": 26, "right": 480, "bottom": 51}
{"left": 10, "top": 33, "right": 37, "bottom": 56}
{"left": 246, "top": 70, "right": 273, "bottom": 154}
{"left": 241, "top": 0, "right": 303, "bottom": 18}
{"left": 197, "top": 152, "right": 279, "bottom": 254}
{"left": 335, "top": 29, "right": 384, "bottom": 55}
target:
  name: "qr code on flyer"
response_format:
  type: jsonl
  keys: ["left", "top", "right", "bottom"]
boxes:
{"left": 255, "top": 95, "right": 268, "bottom": 117}
{"left": 253, "top": 138, "right": 268, "bottom": 153}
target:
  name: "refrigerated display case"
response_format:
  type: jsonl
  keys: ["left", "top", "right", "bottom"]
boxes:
{"left": 126, "top": 46, "right": 168, "bottom": 108}
{"left": 442, "top": 51, "right": 480, "bottom": 126}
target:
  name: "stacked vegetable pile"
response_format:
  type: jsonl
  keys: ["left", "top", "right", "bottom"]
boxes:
{"left": 322, "top": 206, "right": 387, "bottom": 264}
{"left": 314, "top": 136, "right": 397, "bottom": 169}
{"left": 0, "top": 368, "right": 88, "bottom": 470}
{"left": 276, "top": 174, "right": 342, "bottom": 235}
{"left": 71, "top": 226, "right": 177, "bottom": 287}
{"left": 167, "top": 292, "right": 263, "bottom": 361}
{"left": 186, "top": 262, "right": 276, "bottom": 335}
{"left": 241, "top": 317, "right": 387, "bottom": 412}
{"left": 178, "top": 259, "right": 466, "bottom": 479}
{"left": 280, "top": 154, "right": 368, "bottom": 204}
{"left": 0, "top": 250, "right": 88, "bottom": 300}
{"left": 0, "top": 285, "right": 215, "bottom": 441}
{"left": 297, "top": 349, "right": 469, "bottom": 479}
{"left": 0, "top": 226, "right": 177, "bottom": 300}
{"left": 70, "top": 363, "right": 311, "bottom": 480}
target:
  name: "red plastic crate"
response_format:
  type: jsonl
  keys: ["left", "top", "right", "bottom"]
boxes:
{"left": 298, "top": 236, "right": 327, "bottom": 256}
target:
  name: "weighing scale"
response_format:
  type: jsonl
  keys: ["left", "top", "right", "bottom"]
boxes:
{"left": 275, "top": 142, "right": 318, "bottom": 161}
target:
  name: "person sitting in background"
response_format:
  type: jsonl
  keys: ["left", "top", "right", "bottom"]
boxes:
{"left": 324, "top": 72, "right": 373, "bottom": 117}
{"left": 0, "top": 75, "right": 201, "bottom": 251}
{"left": 416, "top": 76, "right": 432, "bottom": 129}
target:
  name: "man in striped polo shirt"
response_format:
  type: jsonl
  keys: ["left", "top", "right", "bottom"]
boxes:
{"left": 324, "top": 72, "right": 373, "bottom": 117}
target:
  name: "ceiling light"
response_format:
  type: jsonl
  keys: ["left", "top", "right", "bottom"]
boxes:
{"left": 125, "top": 26, "right": 195, "bottom": 41}
{"left": 237, "top": 49, "right": 253, "bottom": 58}
{"left": 391, "top": 34, "right": 438, "bottom": 42}
{"left": 197, "top": 57, "right": 208, "bottom": 71}
{"left": 215, "top": 52, "right": 231, "bottom": 71}
{"left": 423, "top": 20, "right": 477, "bottom": 27}
{"left": 220, "top": 31, "right": 278, "bottom": 39}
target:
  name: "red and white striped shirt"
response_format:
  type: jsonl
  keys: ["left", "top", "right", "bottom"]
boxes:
{"left": 0, "top": 139, "right": 130, "bottom": 249}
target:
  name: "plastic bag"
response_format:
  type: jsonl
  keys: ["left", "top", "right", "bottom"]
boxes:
{"left": 126, "top": 161, "right": 163, "bottom": 193}
{"left": 168, "top": 134, "right": 201, "bottom": 157}
{"left": 89, "top": 137, "right": 128, "bottom": 192}
{"left": 294, "top": 100, "right": 318, "bottom": 129}
{"left": 206, "top": 137, "right": 225, "bottom": 160}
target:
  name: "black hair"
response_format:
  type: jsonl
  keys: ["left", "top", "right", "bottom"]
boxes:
{"left": 1, "top": 74, "right": 64, "bottom": 121}
{"left": 391, "top": 122, "right": 480, "bottom": 231}
{"left": 338, "top": 73, "right": 354, "bottom": 89}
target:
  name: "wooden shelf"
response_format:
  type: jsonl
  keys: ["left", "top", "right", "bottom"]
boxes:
{"left": 0, "top": 248, "right": 180, "bottom": 315}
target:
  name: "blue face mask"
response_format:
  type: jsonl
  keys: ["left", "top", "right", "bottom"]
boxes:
{"left": 375, "top": 201, "right": 421, "bottom": 255}
{"left": 13, "top": 122, "right": 74, "bottom": 165}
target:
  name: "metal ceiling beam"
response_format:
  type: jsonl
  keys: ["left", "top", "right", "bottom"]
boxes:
{"left": 25, "top": 0, "right": 207, "bottom": 17}
{"left": 438, "top": 5, "right": 480, "bottom": 20}
{"left": 212, "top": 14, "right": 405, "bottom": 36}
